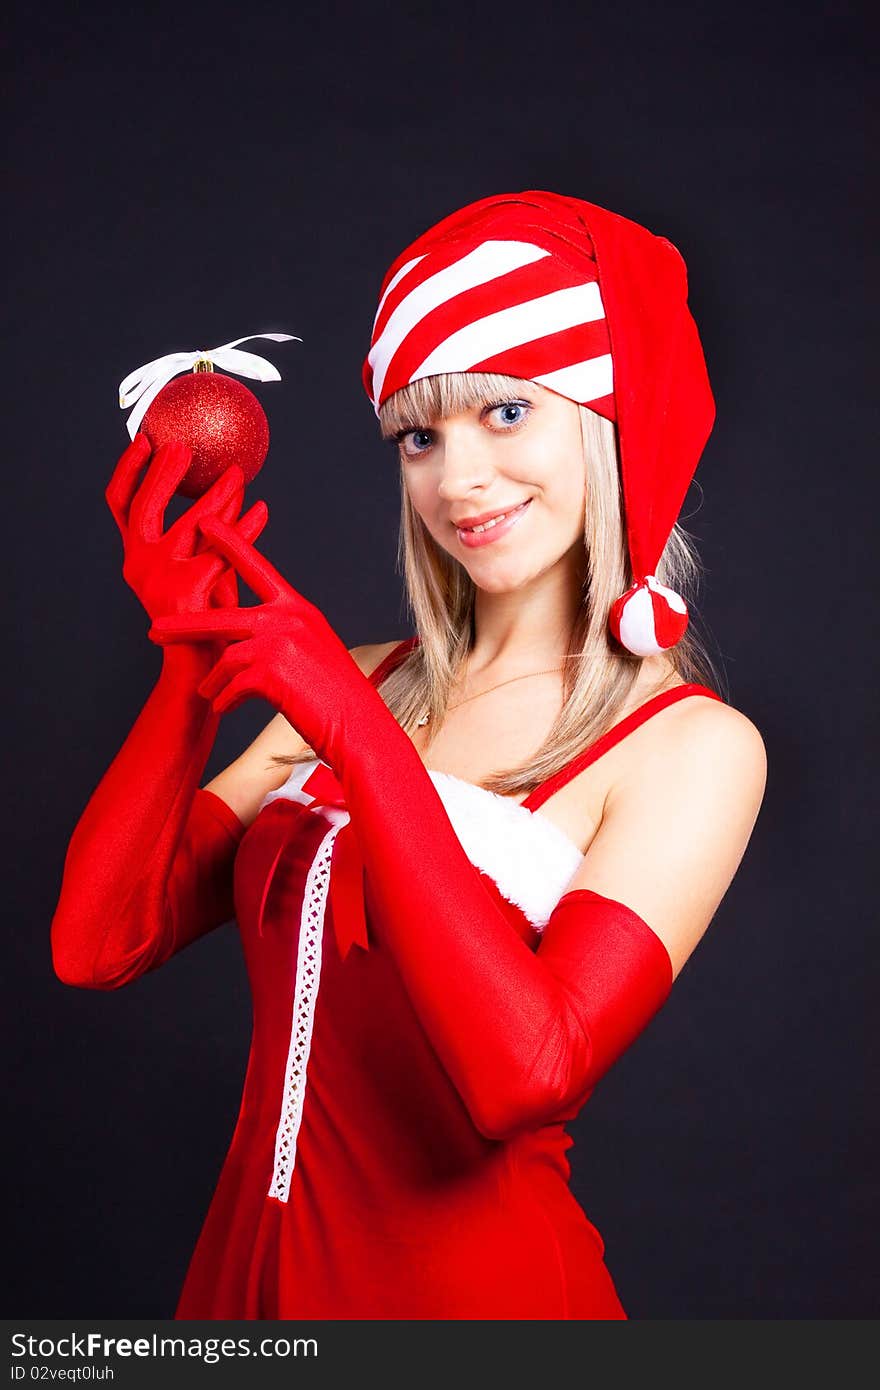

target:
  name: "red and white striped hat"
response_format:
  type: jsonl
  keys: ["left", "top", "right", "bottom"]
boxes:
{"left": 362, "top": 189, "right": 716, "bottom": 657}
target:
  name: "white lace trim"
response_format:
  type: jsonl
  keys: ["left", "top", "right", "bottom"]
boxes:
{"left": 266, "top": 821, "right": 338, "bottom": 1203}
{"left": 263, "top": 758, "right": 585, "bottom": 1202}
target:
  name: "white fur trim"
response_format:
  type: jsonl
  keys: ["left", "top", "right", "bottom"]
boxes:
{"left": 262, "top": 759, "right": 584, "bottom": 933}
{"left": 425, "top": 772, "right": 583, "bottom": 930}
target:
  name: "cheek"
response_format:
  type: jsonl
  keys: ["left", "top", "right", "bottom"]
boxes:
{"left": 404, "top": 474, "right": 450, "bottom": 545}
{"left": 559, "top": 464, "right": 587, "bottom": 520}
{"left": 403, "top": 473, "right": 435, "bottom": 522}
{"left": 529, "top": 438, "right": 586, "bottom": 518}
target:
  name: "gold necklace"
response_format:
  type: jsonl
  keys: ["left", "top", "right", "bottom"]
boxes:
{"left": 416, "top": 666, "right": 565, "bottom": 727}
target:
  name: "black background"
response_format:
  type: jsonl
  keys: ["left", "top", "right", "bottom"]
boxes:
{"left": 5, "top": 0, "right": 875, "bottom": 1319}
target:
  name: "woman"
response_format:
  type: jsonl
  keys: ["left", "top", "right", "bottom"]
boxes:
{"left": 51, "top": 189, "right": 767, "bottom": 1319}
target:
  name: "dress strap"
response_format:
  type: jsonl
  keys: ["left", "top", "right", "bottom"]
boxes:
{"left": 521, "top": 683, "right": 724, "bottom": 813}
{"left": 367, "top": 635, "right": 420, "bottom": 687}
{"left": 367, "top": 643, "right": 722, "bottom": 813}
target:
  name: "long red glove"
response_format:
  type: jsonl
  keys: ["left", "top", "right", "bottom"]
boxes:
{"left": 50, "top": 436, "right": 266, "bottom": 990}
{"left": 149, "top": 516, "right": 673, "bottom": 1139}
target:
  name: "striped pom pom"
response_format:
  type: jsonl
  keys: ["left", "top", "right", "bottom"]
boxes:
{"left": 609, "top": 576, "right": 689, "bottom": 657}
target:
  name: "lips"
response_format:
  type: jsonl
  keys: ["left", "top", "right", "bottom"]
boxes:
{"left": 454, "top": 498, "right": 533, "bottom": 548}
{"left": 453, "top": 500, "right": 531, "bottom": 531}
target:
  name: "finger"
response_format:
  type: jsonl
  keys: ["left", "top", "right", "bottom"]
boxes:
{"left": 209, "top": 567, "right": 238, "bottom": 610}
{"left": 197, "top": 514, "right": 290, "bottom": 603}
{"left": 202, "top": 502, "right": 267, "bottom": 608}
{"left": 196, "top": 639, "right": 256, "bottom": 702}
{"left": 129, "top": 440, "right": 193, "bottom": 543}
{"left": 237, "top": 499, "right": 269, "bottom": 543}
{"left": 186, "top": 464, "right": 246, "bottom": 536}
{"left": 210, "top": 669, "right": 260, "bottom": 717}
{"left": 148, "top": 609, "right": 256, "bottom": 645}
{"left": 104, "top": 433, "right": 152, "bottom": 535}
{"left": 182, "top": 469, "right": 246, "bottom": 557}
{"left": 217, "top": 478, "right": 246, "bottom": 527}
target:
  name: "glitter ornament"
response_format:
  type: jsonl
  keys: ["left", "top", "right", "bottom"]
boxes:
{"left": 118, "top": 332, "right": 299, "bottom": 500}
{"left": 140, "top": 365, "right": 270, "bottom": 499}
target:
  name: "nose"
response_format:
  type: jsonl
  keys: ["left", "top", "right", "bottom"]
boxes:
{"left": 435, "top": 422, "right": 495, "bottom": 503}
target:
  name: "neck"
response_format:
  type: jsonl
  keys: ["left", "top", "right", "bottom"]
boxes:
{"left": 468, "top": 544, "right": 585, "bottom": 674}
{"left": 465, "top": 548, "right": 679, "bottom": 694}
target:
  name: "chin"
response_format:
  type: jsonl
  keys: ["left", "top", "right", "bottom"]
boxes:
{"left": 465, "top": 562, "right": 533, "bottom": 594}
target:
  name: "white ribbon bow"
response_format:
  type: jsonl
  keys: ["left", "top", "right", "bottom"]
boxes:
{"left": 118, "top": 332, "right": 301, "bottom": 439}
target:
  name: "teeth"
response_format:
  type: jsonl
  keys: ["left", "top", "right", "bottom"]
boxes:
{"left": 470, "top": 513, "right": 507, "bottom": 533}
{"left": 460, "top": 501, "right": 526, "bottom": 534}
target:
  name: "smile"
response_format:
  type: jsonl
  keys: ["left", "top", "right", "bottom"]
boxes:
{"left": 455, "top": 499, "right": 532, "bottom": 548}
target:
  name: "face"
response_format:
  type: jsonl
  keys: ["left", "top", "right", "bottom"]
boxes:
{"left": 395, "top": 379, "right": 587, "bottom": 593}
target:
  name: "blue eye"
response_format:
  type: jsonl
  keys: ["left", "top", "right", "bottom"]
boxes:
{"left": 395, "top": 399, "right": 531, "bottom": 457}
{"left": 395, "top": 427, "right": 436, "bottom": 457}
{"left": 490, "top": 401, "right": 529, "bottom": 426}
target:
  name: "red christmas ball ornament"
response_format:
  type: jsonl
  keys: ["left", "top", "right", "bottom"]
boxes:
{"left": 118, "top": 332, "right": 300, "bottom": 499}
{"left": 140, "top": 366, "right": 269, "bottom": 500}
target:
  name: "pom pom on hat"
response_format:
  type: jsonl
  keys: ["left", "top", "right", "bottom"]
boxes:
{"left": 608, "top": 576, "right": 689, "bottom": 658}
{"left": 362, "top": 190, "right": 715, "bottom": 658}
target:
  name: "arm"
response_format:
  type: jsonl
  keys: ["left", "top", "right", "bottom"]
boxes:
{"left": 51, "top": 644, "right": 395, "bottom": 990}
{"left": 149, "top": 520, "right": 768, "bottom": 1138}
{"left": 50, "top": 435, "right": 267, "bottom": 990}
{"left": 341, "top": 699, "right": 767, "bottom": 1139}
{"left": 51, "top": 644, "right": 232, "bottom": 989}
{"left": 201, "top": 643, "right": 400, "bottom": 826}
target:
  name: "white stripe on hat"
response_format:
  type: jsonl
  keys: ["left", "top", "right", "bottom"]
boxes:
{"left": 532, "top": 353, "right": 614, "bottom": 403}
{"left": 372, "top": 254, "right": 426, "bottom": 333}
{"left": 412, "top": 281, "right": 606, "bottom": 381}
{"left": 369, "top": 239, "right": 549, "bottom": 406}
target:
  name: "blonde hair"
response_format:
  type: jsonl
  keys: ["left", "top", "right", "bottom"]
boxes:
{"left": 272, "top": 371, "right": 726, "bottom": 795}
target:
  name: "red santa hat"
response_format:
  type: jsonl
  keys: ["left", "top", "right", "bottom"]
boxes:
{"left": 361, "top": 189, "right": 716, "bottom": 658}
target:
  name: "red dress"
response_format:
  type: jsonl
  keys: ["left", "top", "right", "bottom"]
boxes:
{"left": 174, "top": 638, "right": 720, "bottom": 1320}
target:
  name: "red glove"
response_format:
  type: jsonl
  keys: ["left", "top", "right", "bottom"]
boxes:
{"left": 149, "top": 516, "right": 673, "bottom": 1138}
{"left": 112, "top": 434, "right": 251, "bottom": 652}
{"left": 51, "top": 437, "right": 266, "bottom": 990}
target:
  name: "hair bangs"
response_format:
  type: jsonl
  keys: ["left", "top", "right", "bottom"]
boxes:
{"left": 378, "top": 372, "right": 536, "bottom": 440}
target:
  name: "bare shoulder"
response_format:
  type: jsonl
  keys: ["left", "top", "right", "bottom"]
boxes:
{"left": 566, "top": 694, "right": 768, "bottom": 980}
{"left": 348, "top": 639, "right": 405, "bottom": 678}
{"left": 609, "top": 693, "right": 767, "bottom": 811}
{"left": 674, "top": 691, "right": 765, "bottom": 758}
{"left": 675, "top": 696, "right": 767, "bottom": 801}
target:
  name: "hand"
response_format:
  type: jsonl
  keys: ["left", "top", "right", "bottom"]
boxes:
{"left": 147, "top": 514, "right": 376, "bottom": 767}
{"left": 105, "top": 434, "right": 269, "bottom": 633}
